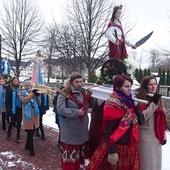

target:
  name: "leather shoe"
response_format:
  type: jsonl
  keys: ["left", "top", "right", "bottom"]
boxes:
{"left": 2, "top": 127, "right": 7, "bottom": 131}
{"left": 41, "top": 135, "right": 46, "bottom": 141}
{"left": 35, "top": 131, "right": 40, "bottom": 137}
{"left": 7, "top": 135, "right": 11, "bottom": 141}
{"left": 16, "top": 138, "right": 21, "bottom": 143}
{"left": 29, "top": 150, "right": 35, "bottom": 156}
{"left": 25, "top": 145, "right": 29, "bottom": 150}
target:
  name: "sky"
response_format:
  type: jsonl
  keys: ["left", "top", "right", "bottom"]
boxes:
{"left": 122, "top": 0, "right": 170, "bottom": 55}
{"left": 35, "top": 0, "right": 170, "bottom": 68}
{"left": 35, "top": 0, "right": 170, "bottom": 49}
{"left": 0, "top": 0, "right": 170, "bottom": 68}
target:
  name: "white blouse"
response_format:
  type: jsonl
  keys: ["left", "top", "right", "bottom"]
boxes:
{"left": 106, "top": 25, "right": 131, "bottom": 46}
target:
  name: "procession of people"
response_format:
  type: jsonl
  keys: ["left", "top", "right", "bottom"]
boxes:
{"left": 0, "top": 4, "right": 168, "bottom": 170}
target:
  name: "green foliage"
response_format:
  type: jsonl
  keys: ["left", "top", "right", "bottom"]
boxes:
{"left": 134, "top": 68, "right": 151, "bottom": 83}
{"left": 138, "top": 69, "right": 143, "bottom": 83}
{"left": 143, "top": 69, "right": 147, "bottom": 77}
{"left": 166, "top": 69, "right": 170, "bottom": 85}
{"left": 160, "top": 68, "right": 166, "bottom": 85}
{"left": 134, "top": 69, "right": 139, "bottom": 81}
{"left": 91, "top": 74, "right": 98, "bottom": 83}
{"left": 158, "top": 68, "right": 161, "bottom": 76}
{"left": 147, "top": 69, "right": 151, "bottom": 75}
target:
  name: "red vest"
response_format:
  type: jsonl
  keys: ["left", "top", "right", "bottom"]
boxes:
{"left": 107, "top": 22, "right": 128, "bottom": 59}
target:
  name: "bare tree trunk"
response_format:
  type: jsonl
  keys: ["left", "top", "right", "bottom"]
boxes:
{"left": 0, "top": 0, "right": 43, "bottom": 77}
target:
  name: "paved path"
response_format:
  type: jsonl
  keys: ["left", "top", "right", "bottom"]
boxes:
{"left": 0, "top": 122, "right": 62, "bottom": 170}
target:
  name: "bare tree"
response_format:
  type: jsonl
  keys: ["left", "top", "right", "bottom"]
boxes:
{"left": 65, "top": 0, "right": 113, "bottom": 82}
{"left": 0, "top": 0, "right": 43, "bottom": 76}
{"left": 144, "top": 47, "right": 170, "bottom": 71}
{"left": 52, "top": 24, "right": 86, "bottom": 78}
{"left": 146, "top": 49, "right": 163, "bottom": 71}
{"left": 42, "top": 23, "right": 83, "bottom": 82}
{"left": 42, "top": 1, "right": 136, "bottom": 82}
{"left": 64, "top": 0, "right": 136, "bottom": 82}
{"left": 42, "top": 24, "right": 57, "bottom": 83}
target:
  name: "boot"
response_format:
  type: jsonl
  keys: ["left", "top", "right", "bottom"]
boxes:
{"left": 41, "top": 134, "right": 46, "bottom": 140}
{"left": 7, "top": 131, "right": 11, "bottom": 141}
{"left": 40, "top": 129, "right": 46, "bottom": 140}
{"left": 2, "top": 112, "right": 7, "bottom": 130}
{"left": 6, "top": 114, "right": 10, "bottom": 124}
{"left": 2, "top": 124, "right": 7, "bottom": 131}
{"left": 2, "top": 127, "right": 7, "bottom": 131}
{"left": 40, "top": 126, "right": 46, "bottom": 140}
{"left": 29, "top": 149, "right": 35, "bottom": 156}
{"left": 25, "top": 145, "right": 29, "bottom": 150}
{"left": 35, "top": 129, "right": 40, "bottom": 137}
{"left": 16, "top": 133, "right": 21, "bottom": 143}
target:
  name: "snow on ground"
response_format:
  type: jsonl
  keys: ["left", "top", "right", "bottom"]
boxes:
{"left": 43, "top": 108, "right": 59, "bottom": 131}
{"left": 44, "top": 108, "right": 170, "bottom": 170}
{"left": 0, "top": 151, "right": 37, "bottom": 169}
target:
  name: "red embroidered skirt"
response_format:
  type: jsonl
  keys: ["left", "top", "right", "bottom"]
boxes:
{"left": 86, "top": 140, "right": 140, "bottom": 170}
{"left": 60, "top": 141, "right": 87, "bottom": 170}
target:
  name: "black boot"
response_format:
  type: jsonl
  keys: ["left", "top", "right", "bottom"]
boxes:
{"left": 6, "top": 114, "right": 9, "bottom": 124}
{"left": 29, "top": 149, "right": 35, "bottom": 156}
{"left": 41, "top": 134, "right": 46, "bottom": 140}
{"left": 40, "top": 125, "right": 46, "bottom": 140}
{"left": 2, "top": 126, "right": 7, "bottom": 131}
{"left": 16, "top": 133, "right": 21, "bottom": 143}
{"left": 25, "top": 145, "right": 29, "bottom": 150}
{"left": 2, "top": 112, "right": 7, "bottom": 131}
{"left": 35, "top": 129, "right": 40, "bottom": 137}
{"left": 7, "top": 131, "right": 11, "bottom": 141}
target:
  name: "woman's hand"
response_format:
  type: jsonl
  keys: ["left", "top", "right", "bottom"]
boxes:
{"left": 107, "top": 153, "right": 119, "bottom": 165}
{"left": 115, "top": 39, "right": 119, "bottom": 45}
{"left": 131, "top": 44, "right": 136, "bottom": 49}
{"left": 151, "top": 93, "right": 162, "bottom": 105}
{"left": 78, "top": 108, "right": 85, "bottom": 117}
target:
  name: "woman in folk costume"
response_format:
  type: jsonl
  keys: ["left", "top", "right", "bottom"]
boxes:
{"left": 6, "top": 77, "right": 22, "bottom": 143}
{"left": 88, "top": 99, "right": 105, "bottom": 159}
{"left": 31, "top": 50, "right": 44, "bottom": 85}
{"left": 57, "top": 72, "right": 94, "bottom": 170}
{"left": 19, "top": 80, "right": 40, "bottom": 156}
{"left": 87, "top": 75, "right": 140, "bottom": 170}
{"left": 106, "top": 5, "right": 136, "bottom": 59}
{"left": 136, "top": 75, "right": 167, "bottom": 170}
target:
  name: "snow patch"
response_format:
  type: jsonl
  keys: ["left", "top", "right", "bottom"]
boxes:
{"left": 0, "top": 151, "right": 37, "bottom": 169}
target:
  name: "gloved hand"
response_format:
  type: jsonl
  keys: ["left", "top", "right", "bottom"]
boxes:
{"left": 134, "top": 106, "right": 144, "bottom": 125}
{"left": 151, "top": 94, "right": 162, "bottom": 105}
{"left": 32, "top": 89, "right": 40, "bottom": 96}
{"left": 162, "top": 140, "right": 167, "bottom": 145}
